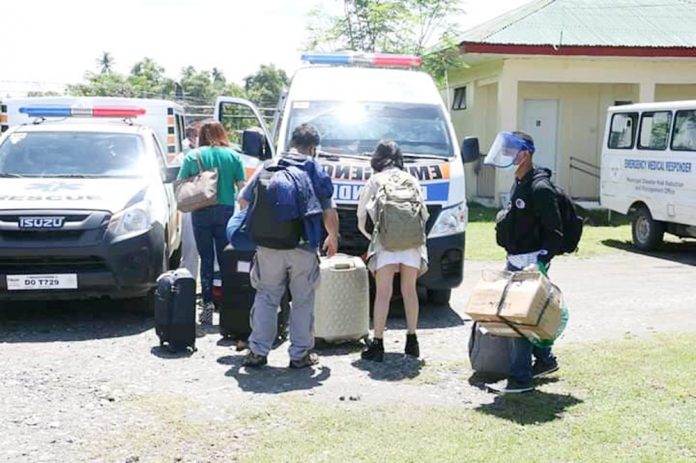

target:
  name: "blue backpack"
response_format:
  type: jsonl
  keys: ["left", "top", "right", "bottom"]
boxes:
{"left": 225, "top": 208, "right": 256, "bottom": 252}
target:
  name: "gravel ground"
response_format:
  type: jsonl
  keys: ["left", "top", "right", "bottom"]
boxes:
{"left": 1, "top": 251, "right": 695, "bottom": 462}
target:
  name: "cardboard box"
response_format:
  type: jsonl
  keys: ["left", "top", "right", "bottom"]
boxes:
{"left": 466, "top": 270, "right": 564, "bottom": 340}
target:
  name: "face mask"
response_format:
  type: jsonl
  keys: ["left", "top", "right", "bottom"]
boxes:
{"left": 484, "top": 132, "right": 535, "bottom": 168}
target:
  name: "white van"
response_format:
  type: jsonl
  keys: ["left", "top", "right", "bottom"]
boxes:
{"left": 213, "top": 52, "right": 476, "bottom": 304}
{"left": 601, "top": 100, "right": 696, "bottom": 250}
{"left": 0, "top": 99, "right": 183, "bottom": 308}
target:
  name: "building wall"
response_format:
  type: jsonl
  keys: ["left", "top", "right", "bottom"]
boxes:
{"left": 446, "top": 61, "right": 502, "bottom": 201}
{"left": 517, "top": 82, "right": 637, "bottom": 199}
{"left": 447, "top": 56, "right": 696, "bottom": 204}
{"left": 656, "top": 84, "right": 696, "bottom": 102}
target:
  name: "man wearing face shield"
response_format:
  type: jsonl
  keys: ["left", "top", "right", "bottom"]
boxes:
{"left": 483, "top": 130, "right": 562, "bottom": 394}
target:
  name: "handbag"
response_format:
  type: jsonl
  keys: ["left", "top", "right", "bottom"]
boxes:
{"left": 174, "top": 149, "right": 218, "bottom": 212}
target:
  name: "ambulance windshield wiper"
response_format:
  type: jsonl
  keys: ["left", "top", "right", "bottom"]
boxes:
{"left": 40, "top": 174, "right": 95, "bottom": 178}
{"left": 402, "top": 153, "right": 450, "bottom": 161}
{"left": 0, "top": 172, "right": 23, "bottom": 178}
{"left": 316, "top": 150, "right": 370, "bottom": 162}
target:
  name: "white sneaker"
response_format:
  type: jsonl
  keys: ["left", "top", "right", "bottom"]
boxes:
{"left": 199, "top": 302, "right": 214, "bottom": 325}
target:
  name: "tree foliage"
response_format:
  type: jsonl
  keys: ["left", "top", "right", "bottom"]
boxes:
{"left": 244, "top": 64, "right": 289, "bottom": 107}
{"left": 65, "top": 54, "right": 280, "bottom": 110}
{"left": 97, "top": 52, "right": 115, "bottom": 74}
{"left": 307, "top": 0, "right": 464, "bottom": 84}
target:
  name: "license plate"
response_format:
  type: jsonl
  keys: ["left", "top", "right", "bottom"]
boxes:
{"left": 6, "top": 274, "right": 78, "bottom": 291}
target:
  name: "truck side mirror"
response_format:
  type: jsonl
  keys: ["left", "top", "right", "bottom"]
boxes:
{"left": 242, "top": 128, "right": 270, "bottom": 160}
{"left": 461, "top": 137, "right": 481, "bottom": 163}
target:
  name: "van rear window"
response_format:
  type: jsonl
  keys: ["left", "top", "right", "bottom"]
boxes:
{"left": 608, "top": 113, "right": 637, "bottom": 149}
{"left": 671, "top": 110, "right": 696, "bottom": 152}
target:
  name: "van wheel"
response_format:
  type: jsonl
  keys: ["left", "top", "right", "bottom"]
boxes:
{"left": 427, "top": 289, "right": 451, "bottom": 306}
{"left": 632, "top": 207, "right": 664, "bottom": 251}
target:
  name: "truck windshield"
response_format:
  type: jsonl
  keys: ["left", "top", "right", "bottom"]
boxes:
{"left": 0, "top": 132, "right": 147, "bottom": 178}
{"left": 285, "top": 101, "right": 453, "bottom": 157}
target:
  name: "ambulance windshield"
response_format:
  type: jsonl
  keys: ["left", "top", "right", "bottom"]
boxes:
{"left": 0, "top": 132, "right": 147, "bottom": 178}
{"left": 285, "top": 101, "right": 453, "bottom": 157}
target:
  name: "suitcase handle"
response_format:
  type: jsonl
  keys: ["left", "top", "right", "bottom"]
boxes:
{"left": 331, "top": 262, "right": 354, "bottom": 271}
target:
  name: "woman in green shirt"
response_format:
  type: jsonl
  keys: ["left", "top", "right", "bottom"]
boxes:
{"left": 178, "top": 120, "right": 245, "bottom": 325}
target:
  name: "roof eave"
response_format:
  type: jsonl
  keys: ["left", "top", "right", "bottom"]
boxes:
{"left": 460, "top": 42, "right": 696, "bottom": 58}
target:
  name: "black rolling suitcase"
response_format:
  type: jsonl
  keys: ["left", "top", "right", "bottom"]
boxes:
{"left": 220, "top": 246, "right": 289, "bottom": 342}
{"left": 154, "top": 269, "right": 196, "bottom": 352}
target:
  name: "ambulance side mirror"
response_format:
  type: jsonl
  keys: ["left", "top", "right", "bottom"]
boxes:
{"left": 242, "top": 128, "right": 270, "bottom": 160}
{"left": 163, "top": 166, "right": 180, "bottom": 183}
{"left": 461, "top": 137, "right": 480, "bottom": 163}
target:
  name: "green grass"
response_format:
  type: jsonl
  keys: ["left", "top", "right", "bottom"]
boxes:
{"left": 465, "top": 203, "right": 634, "bottom": 261}
{"left": 244, "top": 334, "right": 696, "bottom": 463}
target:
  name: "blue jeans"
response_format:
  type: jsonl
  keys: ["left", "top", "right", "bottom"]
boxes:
{"left": 192, "top": 205, "right": 235, "bottom": 304}
{"left": 506, "top": 261, "right": 557, "bottom": 384}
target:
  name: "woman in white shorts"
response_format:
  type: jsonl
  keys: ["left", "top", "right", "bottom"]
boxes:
{"left": 357, "top": 141, "right": 428, "bottom": 362}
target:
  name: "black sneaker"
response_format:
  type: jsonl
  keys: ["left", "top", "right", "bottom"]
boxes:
{"left": 532, "top": 360, "right": 559, "bottom": 379}
{"left": 361, "top": 338, "right": 384, "bottom": 362}
{"left": 242, "top": 351, "right": 267, "bottom": 368}
{"left": 487, "top": 379, "right": 535, "bottom": 394}
{"left": 289, "top": 352, "right": 319, "bottom": 369}
{"left": 404, "top": 333, "right": 420, "bottom": 358}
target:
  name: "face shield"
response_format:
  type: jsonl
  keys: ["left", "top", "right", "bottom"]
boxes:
{"left": 483, "top": 131, "right": 535, "bottom": 168}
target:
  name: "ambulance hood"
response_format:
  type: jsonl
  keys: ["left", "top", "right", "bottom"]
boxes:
{"left": 0, "top": 177, "right": 150, "bottom": 213}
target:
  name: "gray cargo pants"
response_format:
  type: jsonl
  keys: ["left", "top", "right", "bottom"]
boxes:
{"left": 249, "top": 246, "right": 320, "bottom": 361}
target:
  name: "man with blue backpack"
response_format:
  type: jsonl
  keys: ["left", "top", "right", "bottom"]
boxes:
{"left": 236, "top": 124, "right": 339, "bottom": 369}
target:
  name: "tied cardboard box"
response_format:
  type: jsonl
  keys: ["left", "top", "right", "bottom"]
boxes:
{"left": 466, "top": 269, "right": 564, "bottom": 340}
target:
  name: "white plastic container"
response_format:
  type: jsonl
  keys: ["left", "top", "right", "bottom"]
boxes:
{"left": 314, "top": 254, "right": 370, "bottom": 343}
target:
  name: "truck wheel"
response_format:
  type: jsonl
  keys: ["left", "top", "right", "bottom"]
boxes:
{"left": 427, "top": 289, "right": 451, "bottom": 306}
{"left": 632, "top": 207, "right": 664, "bottom": 251}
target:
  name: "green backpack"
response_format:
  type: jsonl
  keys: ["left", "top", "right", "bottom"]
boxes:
{"left": 374, "top": 170, "right": 426, "bottom": 251}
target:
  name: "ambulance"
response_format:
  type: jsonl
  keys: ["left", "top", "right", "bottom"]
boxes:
{"left": 214, "top": 52, "right": 478, "bottom": 304}
{"left": 0, "top": 98, "right": 184, "bottom": 308}
{"left": 601, "top": 100, "right": 696, "bottom": 250}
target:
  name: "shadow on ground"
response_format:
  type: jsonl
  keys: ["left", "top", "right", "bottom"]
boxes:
{"left": 218, "top": 354, "right": 331, "bottom": 394}
{"left": 149, "top": 345, "right": 197, "bottom": 359}
{"left": 601, "top": 239, "right": 696, "bottom": 266}
{"left": 385, "top": 300, "right": 466, "bottom": 330}
{"left": 475, "top": 389, "right": 583, "bottom": 424}
{"left": 0, "top": 299, "right": 152, "bottom": 343}
{"left": 351, "top": 354, "right": 424, "bottom": 381}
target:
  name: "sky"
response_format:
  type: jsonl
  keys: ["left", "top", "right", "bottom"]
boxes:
{"left": 0, "top": 0, "right": 532, "bottom": 97}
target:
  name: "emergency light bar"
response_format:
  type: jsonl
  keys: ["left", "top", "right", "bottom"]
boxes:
{"left": 301, "top": 52, "right": 423, "bottom": 68}
{"left": 19, "top": 105, "right": 146, "bottom": 118}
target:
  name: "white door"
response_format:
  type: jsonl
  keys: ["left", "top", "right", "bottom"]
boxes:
{"left": 523, "top": 99, "right": 559, "bottom": 177}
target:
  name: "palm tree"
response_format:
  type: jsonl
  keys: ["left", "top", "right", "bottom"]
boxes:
{"left": 97, "top": 52, "right": 114, "bottom": 74}
{"left": 211, "top": 67, "right": 225, "bottom": 84}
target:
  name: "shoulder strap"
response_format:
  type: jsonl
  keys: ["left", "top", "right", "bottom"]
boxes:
{"left": 194, "top": 149, "right": 205, "bottom": 173}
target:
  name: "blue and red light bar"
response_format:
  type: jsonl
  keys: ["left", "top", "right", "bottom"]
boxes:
{"left": 301, "top": 52, "right": 423, "bottom": 68}
{"left": 19, "top": 105, "right": 146, "bottom": 118}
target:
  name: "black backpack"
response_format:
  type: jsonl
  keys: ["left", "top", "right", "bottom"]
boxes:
{"left": 553, "top": 184, "right": 584, "bottom": 254}
{"left": 495, "top": 182, "right": 584, "bottom": 254}
{"left": 248, "top": 163, "right": 303, "bottom": 250}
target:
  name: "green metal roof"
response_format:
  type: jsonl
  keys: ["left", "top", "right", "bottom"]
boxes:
{"left": 459, "top": 0, "right": 696, "bottom": 48}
